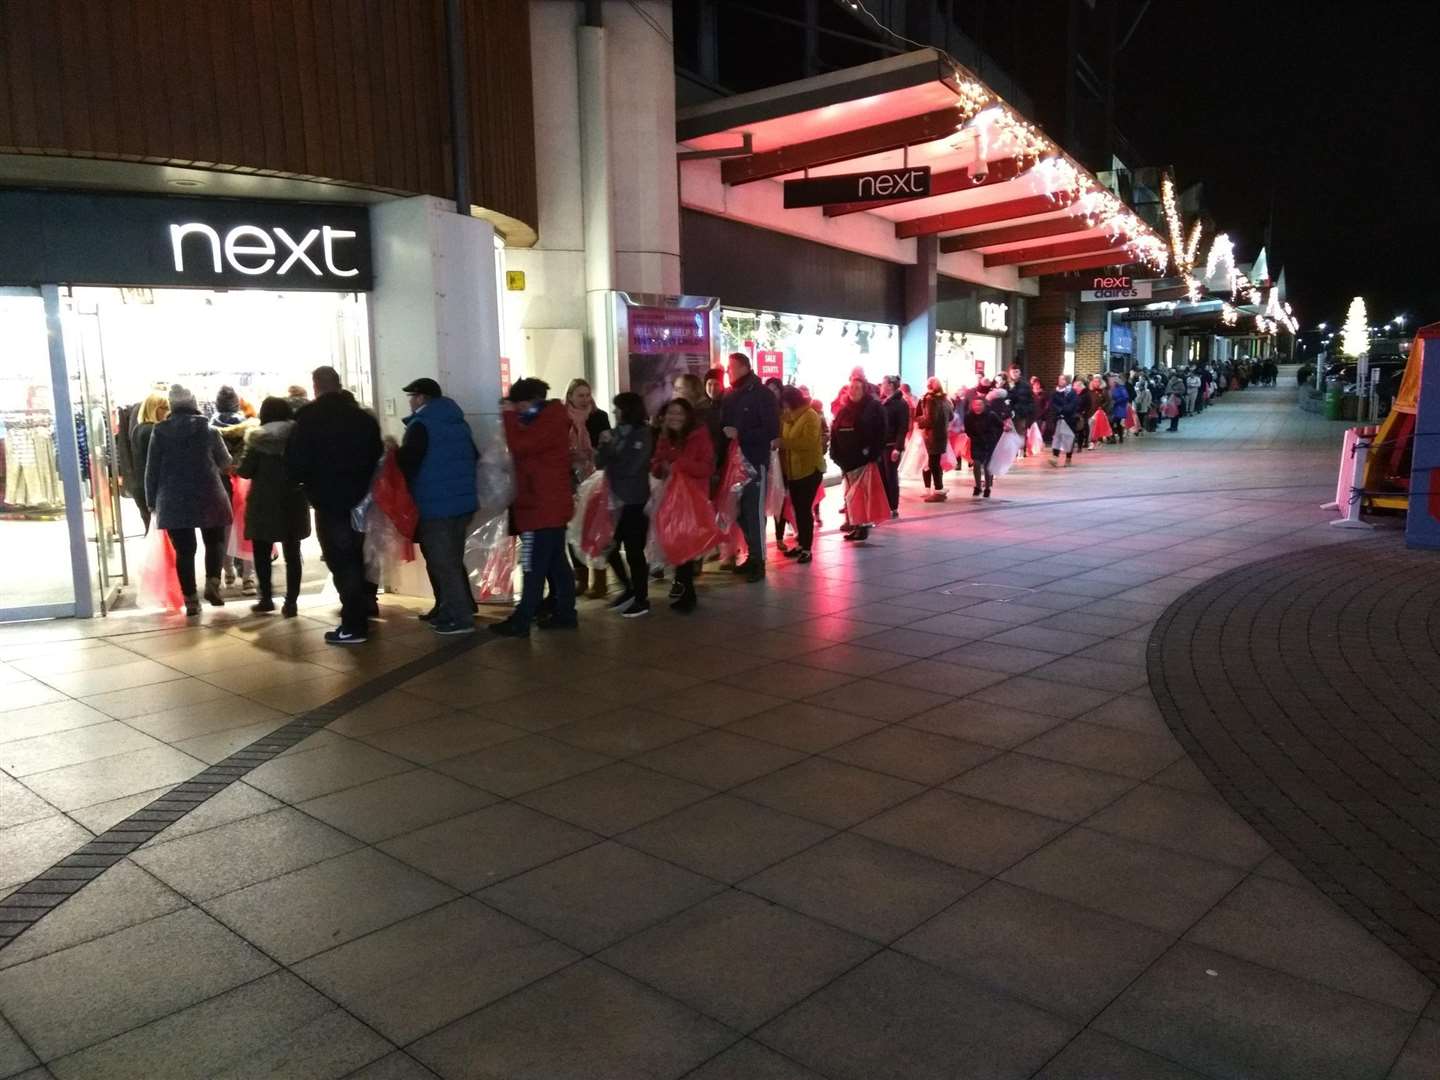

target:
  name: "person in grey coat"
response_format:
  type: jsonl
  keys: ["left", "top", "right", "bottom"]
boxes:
{"left": 236, "top": 397, "right": 311, "bottom": 617}
{"left": 594, "top": 392, "right": 654, "bottom": 616}
{"left": 145, "top": 384, "right": 232, "bottom": 615}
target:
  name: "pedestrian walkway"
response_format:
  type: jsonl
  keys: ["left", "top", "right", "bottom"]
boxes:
{"left": 1, "top": 380, "right": 1436, "bottom": 1080}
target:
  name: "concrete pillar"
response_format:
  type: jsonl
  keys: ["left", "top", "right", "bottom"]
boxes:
{"left": 901, "top": 235, "right": 937, "bottom": 391}
{"left": 368, "top": 194, "right": 503, "bottom": 598}
{"left": 370, "top": 195, "right": 502, "bottom": 443}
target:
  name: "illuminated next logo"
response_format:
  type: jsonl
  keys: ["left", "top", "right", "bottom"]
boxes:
{"left": 170, "top": 223, "right": 360, "bottom": 279}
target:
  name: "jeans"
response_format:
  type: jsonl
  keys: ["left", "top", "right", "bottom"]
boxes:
{"left": 881, "top": 452, "right": 900, "bottom": 513}
{"left": 972, "top": 460, "right": 992, "bottom": 491}
{"left": 607, "top": 505, "right": 649, "bottom": 604}
{"left": 787, "top": 471, "right": 822, "bottom": 552}
{"left": 418, "top": 514, "right": 475, "bottom": 625}
{"left": 922, "top": 452, "right": 944, "bottom": 490}
{"left": 739, "top": 466, "right": 765, "bottom": 568}
{"left": 514, "top": 526, "right": 574, "bottom": 628}
{"left": 315, "top": 509, "right": 371, "bottom": 634}
{"left": 252, "top": 537, "right": 302, "bottom": 604}
{"left": 168, "top": 527, "right": 226, "bottom": 598}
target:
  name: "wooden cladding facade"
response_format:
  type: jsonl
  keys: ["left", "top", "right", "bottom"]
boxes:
{"left": 0, "top": 0, "right": 537, "bottom": 232}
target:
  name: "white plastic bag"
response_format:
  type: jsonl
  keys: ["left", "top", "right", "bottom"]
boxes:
{"left": 464, "top": 514, "right": 517, "bottom": 604}
{"left": 987, "top": 429, "right": 1025, "bottom": 478}
{"left": 1051, "top": 423, "right": 1075, "bottom": 454}
{"left": 765, "top": 449, "right": 785, "bottom": 518}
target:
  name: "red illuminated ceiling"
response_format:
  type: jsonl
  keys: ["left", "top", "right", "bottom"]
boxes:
{"left": 677, "top": 49, "right": 1163, "bottom": 280}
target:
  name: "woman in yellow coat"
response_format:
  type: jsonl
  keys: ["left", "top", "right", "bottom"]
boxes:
{"left": 776, "top": 385, "right": 825, "bottom": 563}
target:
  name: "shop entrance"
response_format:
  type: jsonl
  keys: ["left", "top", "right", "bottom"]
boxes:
{"left": 0, "top": 287, "right": 371, "bottom": 622}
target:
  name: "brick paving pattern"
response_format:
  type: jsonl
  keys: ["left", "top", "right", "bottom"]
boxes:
{"left": 1150, "top": 535, "right": 1440, "bottom": 978}
{"left": 0, "top": 376, "right": 1437, "bottom": 1079}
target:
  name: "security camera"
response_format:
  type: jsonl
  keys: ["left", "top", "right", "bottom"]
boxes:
{"left": 970, "top": 160, "right": 989, "bottom": 184}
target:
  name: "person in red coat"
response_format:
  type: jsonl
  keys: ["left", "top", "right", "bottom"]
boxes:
{"left": 492, "top": 378, "right": 576, "bottom": 636}
{"left": 652, "top": 398, "right": 715, "bottom": 613}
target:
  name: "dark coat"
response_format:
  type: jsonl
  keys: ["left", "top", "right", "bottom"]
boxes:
{"left": 719, "top": 373, "right": 781, "bottom": 469}
{"left": 236, "top": 421, "right": 311, "bottom": 542}
{"left": 916, "top": 390, "right": 952, "bottom": 453}
{"left": 1007, "top": 379, "right": 1036, "bottom": 421}
{"left": 144, "top": 409, "right": 233, "bottom": 530}
{"left": 963, "top": 407, "right": 1004, "bottom": 462}
{"left": 286, "top": 390, "right": 383, "bottom": 516}
{"left": 830, "top": 395, "right": 886, "bottom": 472}
{"left": 130, "top": 421, "right": 157, "bottom": 518}
{"left": 881, "top": 393, "right": 911, "bottom": 453}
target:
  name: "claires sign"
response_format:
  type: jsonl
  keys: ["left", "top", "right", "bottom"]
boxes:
{"left": 0, "top": 191, "right": 374, "bottom": 291}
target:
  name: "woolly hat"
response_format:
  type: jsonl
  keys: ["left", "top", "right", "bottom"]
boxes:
{"left": 168, "top": 384, "right": 196, "bottom": 410}
{"left": 215, "top": 385, "right": 240, "bottom": 414}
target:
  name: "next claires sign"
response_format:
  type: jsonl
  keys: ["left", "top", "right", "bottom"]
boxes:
{"left": 170, "top": 223, "right": 360, "bottom": 279}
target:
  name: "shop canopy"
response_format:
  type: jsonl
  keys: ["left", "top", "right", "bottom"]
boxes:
{"left": 678, "top": 50, "right": 1166, "bottom": 280}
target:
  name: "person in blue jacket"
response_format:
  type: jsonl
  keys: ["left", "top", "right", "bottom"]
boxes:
{"left": 1108, "top": 375, "right": 1132, "bottom": 444}
{"left": 719, "top": 352, "right": 780, "bottom": 582}
{"left": 394, "top": 377, "right": 479, "bottom": 635}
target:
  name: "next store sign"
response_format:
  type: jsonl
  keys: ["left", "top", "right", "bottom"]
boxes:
{"left": 0, "top": 190, "right": 373, "bottom": 290}
{"left": 783, "top": 166, "right": 932, "bottom": 209}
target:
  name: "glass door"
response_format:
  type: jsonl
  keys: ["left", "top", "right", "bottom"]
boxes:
{"left": 63, "top": 294, "right": 130, "bottom": 613}
{"left": 0, "top": 287, "right": 90, "bottom": 620}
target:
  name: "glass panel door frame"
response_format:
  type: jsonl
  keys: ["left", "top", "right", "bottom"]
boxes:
{"left": 0, "top": 285, "right": 92, "bottom": 621}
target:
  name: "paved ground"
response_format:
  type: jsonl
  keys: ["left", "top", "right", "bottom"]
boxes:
{"left": 0, "top": 376, "right": 1436, "bottom": 1080}
{"left": 1151, "top": 535, "right": 1440, "bottom": 978}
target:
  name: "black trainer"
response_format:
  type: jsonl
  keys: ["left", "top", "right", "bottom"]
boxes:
{"left": 324, "top": 627, "right": 368, "bottom": 646}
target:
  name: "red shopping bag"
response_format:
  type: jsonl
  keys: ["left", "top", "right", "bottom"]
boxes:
{"left": 1089, "top": 410, "right": 1114, "bottom": 441}
{"left": 843, "top": 463, "right": 888, "bottom": 526}
{"left": 227, "top": 477, "right": 254, "bottom": 560}
{"left": 714, "top": 443, "right": 754, "bottom": 531}
{"left": 137, "top": 527, "right": 184, "bottom": 612}
{"left": 568, "top": 471, "right": 613, "bottom": 567}
{"left": 1125, "top": 405, "right": 1138, "bottom": 430}
{"left": 373, "top": 448, "right": 419, "bottom": 541}
{"left": 652, "top": 472, "right": 722, "bottom": 565}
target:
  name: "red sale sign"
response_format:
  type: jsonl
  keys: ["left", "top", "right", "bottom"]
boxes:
{"left": 756, "top": 350, "right": 784, "bottom": 381}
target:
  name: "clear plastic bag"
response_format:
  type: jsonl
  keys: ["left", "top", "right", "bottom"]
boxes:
{"left": 465, "top": 514, "right": 517, "bottom": 604}
{"left": 226, "top": 477, "right": 254, "bottom": 561}
{"left": 1026, "top": 423, "right": 1045, "bottom": 456}
{"left": 1051, "top": 423, "right": 1076, "bottom": 453}
{"left": 476, "top": 424, "right": 516, "bottom": 518}
{"left": 714, "top": 443, "right": 756, "bottom": 532}
{"left": 765, "top": 449, "right": 786, "bottom": 518}
{"left": 567, "top": 471, "right": 614, "bottom": 569}
{"left": 899, "top": 428, "right": 927, "bottom": 480}
{"left": 362, "top": 498, "right": 414, "bottom": 585}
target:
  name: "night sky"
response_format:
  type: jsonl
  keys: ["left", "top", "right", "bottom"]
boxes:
{"left": 1117, "top": 0, "right": 1439, "bottom": 332}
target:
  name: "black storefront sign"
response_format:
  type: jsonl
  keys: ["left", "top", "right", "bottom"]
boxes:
{"left": 783, "top": 166, "right": 931, "bottom": 209}
{"left": 0, "top": 190, "right": 373, "bottom": 290}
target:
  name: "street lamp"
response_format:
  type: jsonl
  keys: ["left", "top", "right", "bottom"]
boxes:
{"left": 1396, "top": 314, "right": 1406, "bottom": 330}
{"left": 1318, "top": 322, "right": 1328, "bottom": 331}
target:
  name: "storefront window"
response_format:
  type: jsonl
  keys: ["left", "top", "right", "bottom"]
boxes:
{"left": 717, "top": 307, "right": 900, "bottom": 404}
{"left": 934, "top": 331, "right": 1002, "bottom": 392}
{"left": 0, "top": 291, "right": 78, "bottom": 615}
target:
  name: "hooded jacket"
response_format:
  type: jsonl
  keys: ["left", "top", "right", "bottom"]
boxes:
{"left": 236, "top": 421, "right": 311, "bottom": 541}
{"left": 881, "top": 392, "right": 911, "bottom": 453}
{"left": 830, "top": 394, "right": 887, "bottom": 472}
{"left": 401, "top": 396, "right": 479, "bottom": 520}
{"left": 503, "top": 400, "right": 573, "bottom": 531}
{"left": 595, "top": 423, "right": 654, "bottom": 507}
{"left": 286, "top": 390, "right": 383, "bottom": 516}
{"left": 963, "top": 406, "right": 1004, "bottom": 461}
{"left": 144, "top": 408, "right": 233, "bottom": 530}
